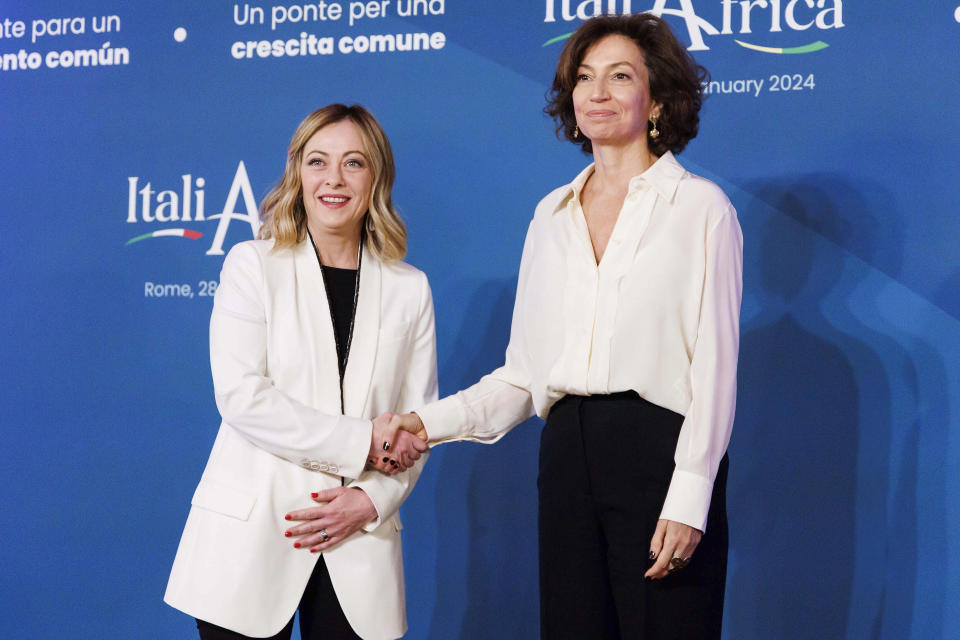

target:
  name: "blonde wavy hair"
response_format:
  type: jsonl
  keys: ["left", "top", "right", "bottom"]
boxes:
{"left": 258, "top": 104, "right": 407, "bottom": 261}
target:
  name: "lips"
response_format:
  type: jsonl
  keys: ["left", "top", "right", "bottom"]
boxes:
{"left": 318, "top": 194, "right": 350, "bottom": 208}
{"left": 586, "top": 110, "right": 617, "bottom": 118}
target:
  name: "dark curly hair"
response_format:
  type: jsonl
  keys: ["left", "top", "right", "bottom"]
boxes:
{"left": 544, "top": 13, "right": 708, "bottom": 156}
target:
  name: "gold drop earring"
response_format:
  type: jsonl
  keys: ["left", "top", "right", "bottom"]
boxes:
{"left": 649, "top": 117, "right": 660, "bottom": 139}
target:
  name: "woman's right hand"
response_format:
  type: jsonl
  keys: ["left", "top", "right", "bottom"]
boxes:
{"left": 390, "top": 412, "right": 428, "bottom": 442}
{"left": 368, "top": 412, "right": 427, "bottom": 474}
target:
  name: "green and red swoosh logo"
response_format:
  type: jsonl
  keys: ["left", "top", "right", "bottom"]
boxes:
{"left": 125, "top": 228, "right": 203, "bottom": 245}
{"left": 733, "top": 39, "right": 828, "bottom": 54}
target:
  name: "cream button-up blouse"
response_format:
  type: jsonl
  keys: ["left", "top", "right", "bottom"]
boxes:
{"left": 418, "top": 152, "right": 743, "bottom": 532}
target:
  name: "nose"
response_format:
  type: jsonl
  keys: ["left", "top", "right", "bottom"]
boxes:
{"left": 590, "top": 77, "right": 610, "bottom": 102}
{"left": 325, "top": 164, "right": 344, "bottom": 187}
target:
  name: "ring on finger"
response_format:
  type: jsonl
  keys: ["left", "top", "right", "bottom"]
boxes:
{"left": 319, "top": 529, "right": 330, "bottom": 542}
{"left": 382, "top": 441, "right": 392, "bottom": 451}
{"left": 668, "top": 556, "right": 690, "bottom": 573}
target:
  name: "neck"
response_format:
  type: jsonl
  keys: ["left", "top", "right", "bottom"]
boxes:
{"left": 589, "top": 137, "right": 659, "bottom": 193}
{"left": 308, "top": 223, "right": 362, "bottom": 269}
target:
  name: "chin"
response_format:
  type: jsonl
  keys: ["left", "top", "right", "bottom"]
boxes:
{"left": 318, "top": 216, "right": 364, "bottom": 237}
{"left": 587, "top": 131, "right": 640, "bottom": 147}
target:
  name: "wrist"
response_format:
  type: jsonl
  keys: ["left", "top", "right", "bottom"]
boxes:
{"left": 411, "top": 411, "right": 428, "bottom": 439}
{"left": 350, "top": 487, "right": 378, "bottom": 522}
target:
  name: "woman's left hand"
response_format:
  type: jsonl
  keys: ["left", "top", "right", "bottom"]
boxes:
{"left": 284, "top": 487, "right": 378, "bottom": 552}
{"left": 644, "top": 518, "right": 702, "bottom": 579}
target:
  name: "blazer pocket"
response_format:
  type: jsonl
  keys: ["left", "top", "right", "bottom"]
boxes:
{"left": 191, "top": 479, "right": 257, "bottom": 521}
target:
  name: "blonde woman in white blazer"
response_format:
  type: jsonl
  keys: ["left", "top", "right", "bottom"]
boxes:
{"left": 165, "top": 105, "right": 437, "bottom": 640}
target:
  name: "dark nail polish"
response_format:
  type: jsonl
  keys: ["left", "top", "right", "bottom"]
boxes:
{"left": 311, "top": 492, "right": 318, "bottom": 498}
{"left": 284, "top": 515, "right": 292, "bottom": 521}
{"left": 294, "top": 542, "right": 301, "bottom": 548}
{"left": 648, "top": 550, "right": 655, "bottom": 560}
{"left": 284, "top": 531, "right": 292, "bottom": 537}
{"left": 382, "top": 457, "right": 389, "bottom": 463}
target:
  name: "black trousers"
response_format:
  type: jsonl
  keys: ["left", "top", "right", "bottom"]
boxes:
{"left": 539, "top": 392, "right": 728, "bottom": 640}
{"left": 196, "top": 557, "right": 361, "bottom": 640}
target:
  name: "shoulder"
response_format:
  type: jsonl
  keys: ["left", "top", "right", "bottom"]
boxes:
{"left": 528, "top": 172, "right": 581, "bottom": 235}
{"left": 676, "top": 171, "right": 731, "bottom": 209}
{"left": 222, "top": 238, "right": 296, "bottom": 278}
{"left": 674, "top": 170, "right": 738, "bottom": 229}
{"left": 222, "top": 240, "right": 322, "bottom": 295}
{"left": 380, "top": 258, "right": 431, "bottom": 294}
{"left": 380, "top": 259, "right": 433, "bottom": 317}
{"left": 533, "top": 183, "right": 572, "bottom": 220}
{"left": 224, "top": 239, "right": 276, "bottom": 263}
{"left": 381, "top": 257, "right": 427, "bottom": 281}
{"left": 533, "top": 164, "right": 589, "bottom": 222}
{"left": 222, "top": 239, "right": 271, "bottom": 273}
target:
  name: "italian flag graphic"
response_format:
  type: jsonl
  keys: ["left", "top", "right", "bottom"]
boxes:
{"left": 125, "top": 229, "right": 203, "bottom": 246}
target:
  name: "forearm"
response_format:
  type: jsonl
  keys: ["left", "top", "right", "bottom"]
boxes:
{"left": 417, "top": 368, "right": 535, "bottom": 444}
{"left": 214, "top": 376, "right": 372, "bottom": 479}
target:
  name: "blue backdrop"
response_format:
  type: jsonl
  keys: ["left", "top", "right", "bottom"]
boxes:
{"left": 1, "top": 1, "right": 958, "bottom": 638}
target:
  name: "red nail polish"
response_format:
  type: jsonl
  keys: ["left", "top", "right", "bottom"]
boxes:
{"left": 284, "top": 515, "right": 292, "bottom": 520}
{"left": 284, "top": 531, "right": 292, "bottom": 537}
{"left": 310, "top": 548, "right": 320, "bottom": 553}
{"left": 311, "top": 492, "right": 318, "bottom": 498}
{"left": 294, "top": 542, "right": 301, "bottom": 548}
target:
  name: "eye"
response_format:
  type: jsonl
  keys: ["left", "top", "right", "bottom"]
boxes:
{"left": 613, "top": 72, "right": 630, "bottom": 80}
{"left": 307, "top": 158, "right": 323, "bottom": 167}
{"left": 345, "top": 159, "right": 365, "bottom": 169}
{"left": 575, "top": 73, "right": 591, "bottom": 82}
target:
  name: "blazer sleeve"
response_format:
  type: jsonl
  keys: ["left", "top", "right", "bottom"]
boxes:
{"left": 658, "top": 205, "right": 743, "bottom": 532}
{"left": 415, "top": 219, "right": 537, "bottom": 444}
{"left": 209, "top": 242, "right": 372, "bottom": 480}
{"left": 349, "top": 270, "right": 438, "bottom": 530}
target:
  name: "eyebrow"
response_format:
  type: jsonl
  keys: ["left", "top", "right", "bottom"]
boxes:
{"left": 578, "top": 60, "right": 638, "bottom": 72}
{"left": 304, "top": 149, "right": 368, "bottom": 158}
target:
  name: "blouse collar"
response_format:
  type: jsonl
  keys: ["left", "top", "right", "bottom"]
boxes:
{"left": 553, "top": 150, "right": 686, "bottom": 213}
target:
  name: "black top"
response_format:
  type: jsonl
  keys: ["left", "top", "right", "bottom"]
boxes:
{"left": 321, "top": 265, "right": 358, "bottom": 378}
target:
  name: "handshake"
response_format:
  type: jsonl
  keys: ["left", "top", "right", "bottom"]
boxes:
{"left": 366, "top": 412, "right": 429, "bottom": 475}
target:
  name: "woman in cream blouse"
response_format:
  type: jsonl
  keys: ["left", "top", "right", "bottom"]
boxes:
{"left": 395, "top": 14, "right": 742, "bottom": 640}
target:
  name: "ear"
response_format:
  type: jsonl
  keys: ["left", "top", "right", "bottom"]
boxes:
{"left": 649, "top": 102, "right": 663, "bottom": 120}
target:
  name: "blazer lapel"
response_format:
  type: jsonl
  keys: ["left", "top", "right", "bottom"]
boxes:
{"left": 293, "top": 239, "right": 342, "bottom": 414}
{"left": 342, "top": 244, "right": 380, "bottom": 419}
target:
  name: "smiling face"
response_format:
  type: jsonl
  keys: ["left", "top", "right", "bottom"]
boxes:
{"left": 300, "top": 118, "right": 373, "bottom": 243}
{"left": 572, "top": 34, "right": 660, "bottom": 148}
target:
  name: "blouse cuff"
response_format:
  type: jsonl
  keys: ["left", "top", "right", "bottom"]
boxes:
{"left": 658, "top": 469, "right": 714, "bottom": 534}
{"left": 416, "top": 395, "right": 469, "bottom": 444}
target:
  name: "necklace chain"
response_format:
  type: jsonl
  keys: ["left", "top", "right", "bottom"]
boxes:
{"left": 307, "top": 230, "right": 362, "bottom": 414}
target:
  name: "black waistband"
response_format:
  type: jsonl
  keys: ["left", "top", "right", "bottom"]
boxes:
{"left": 554, "top": 390, "right": 641, "bottom": 406}
{"left": 551, "top": 390, "right": 683, "bottom": 421}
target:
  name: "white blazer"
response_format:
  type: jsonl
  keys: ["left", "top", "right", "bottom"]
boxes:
{"left": 164, "top": 238, "right": 438, "bottom": 639}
